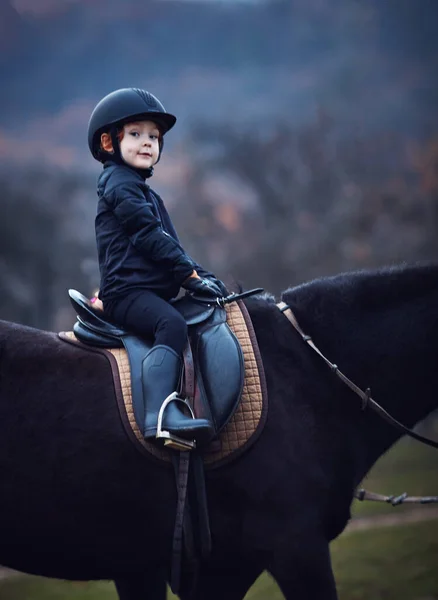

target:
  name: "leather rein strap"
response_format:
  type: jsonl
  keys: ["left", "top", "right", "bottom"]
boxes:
{"left": 277, "top": 302, "right": 438, "bottom": 450}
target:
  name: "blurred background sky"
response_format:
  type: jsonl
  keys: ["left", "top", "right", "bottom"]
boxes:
{"left": 1, "top": 0, "right": 438, "bottom": 329}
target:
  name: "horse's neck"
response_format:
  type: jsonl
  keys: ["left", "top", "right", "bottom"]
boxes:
{"left": 285, "top": 270, "right": 438, "bottom": 476}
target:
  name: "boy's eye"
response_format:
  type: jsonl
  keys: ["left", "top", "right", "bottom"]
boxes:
{"left": 129, "top": 131, "right": 140, "bottom": 137}
{"left": 150, "top": 134, "right": 158, "bottom": 140}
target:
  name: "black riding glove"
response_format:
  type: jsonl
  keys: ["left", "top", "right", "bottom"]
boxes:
{"left": 208, "top": 277, "right": 229, "bottom": 297}
{"left": 183, "top": 277, "right": 223, "bottom": 299}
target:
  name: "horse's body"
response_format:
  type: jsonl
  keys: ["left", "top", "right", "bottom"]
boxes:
{"left": 0, "top": 264, "right": 437, "bottom": 600}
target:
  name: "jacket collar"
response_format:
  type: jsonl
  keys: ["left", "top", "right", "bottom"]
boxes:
{"left": 102, "top": 160, "right": 152, "bottom": 182}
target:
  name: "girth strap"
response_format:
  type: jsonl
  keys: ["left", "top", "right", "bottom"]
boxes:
{"left": 170, "top": 451, "right": 191, "bottom": 595}
{"left": 170, "top": 450, "right": 212, "bottom": 597}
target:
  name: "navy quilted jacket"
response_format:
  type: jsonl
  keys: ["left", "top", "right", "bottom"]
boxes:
{"left": 95, "top": 161, "right": 212, "bottom": 302}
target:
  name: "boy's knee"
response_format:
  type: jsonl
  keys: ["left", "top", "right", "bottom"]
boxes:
{"left": 156, "top": 311, "right": 187, "bottom": 338}
{"left": 155, "top": 311, "right": 187, "bottom": 354}
{"left": 171, "top": 312, "right": 188, "bottom": 339}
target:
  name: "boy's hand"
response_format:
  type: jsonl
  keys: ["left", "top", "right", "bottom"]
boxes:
{"left": 208, "top": 277, "right": 229, "bottom": 297}
{"left": 182, "top": 275, "right": 223, "bottom": 299}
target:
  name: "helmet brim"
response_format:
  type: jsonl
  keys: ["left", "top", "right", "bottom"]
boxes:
{"left": 118, "top": 111, "right": 177, "bottom": 134}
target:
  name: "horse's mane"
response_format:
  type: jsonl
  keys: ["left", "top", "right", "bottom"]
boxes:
{"left": 242, "top": 262, "right": 438, "bottom": 354}
{"left": 281, "top": 263, "right": 438, "bottom": 324}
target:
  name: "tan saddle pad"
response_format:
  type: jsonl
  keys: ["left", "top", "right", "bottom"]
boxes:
{"left": 62, "top": 300, "right": 268, "bottom": 468}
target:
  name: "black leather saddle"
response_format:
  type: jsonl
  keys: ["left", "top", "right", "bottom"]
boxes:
{"left": 68, "top": 290, "right": 244, "bottom": 450}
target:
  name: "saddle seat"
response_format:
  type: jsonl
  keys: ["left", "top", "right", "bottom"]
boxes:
{"left": 70, "top": 289, "right": 216, "bottom": 346}
{"left": 68, "top": 290, "right": 244, "bottom": 451}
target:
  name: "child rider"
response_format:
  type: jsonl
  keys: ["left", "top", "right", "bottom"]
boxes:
{"left": 87, "top": 87, "right": 228, "bottom": 445}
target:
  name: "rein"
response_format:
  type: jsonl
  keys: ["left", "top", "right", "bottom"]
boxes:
{"left": 277, "top": 302, "right": 438, "bottom": 506}
{"left": 277, "top": 302, "right": 438, "bottom": 450}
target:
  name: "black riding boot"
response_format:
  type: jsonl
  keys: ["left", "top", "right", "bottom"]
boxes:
{"left": 142, "top": 345, "right": 213, "bottom": 443}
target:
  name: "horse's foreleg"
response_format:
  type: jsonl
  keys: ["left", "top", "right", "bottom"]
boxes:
{"left": 179, "top": 562, "right": 261, "bottom": 600}
{"left": 114, "top": 572, "right": 166, "bottom": 600}
{"left": 268, "top": 538, "right": 338, "bottom": 600}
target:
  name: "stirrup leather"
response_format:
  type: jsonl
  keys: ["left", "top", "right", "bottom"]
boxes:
{"left": 156, "top": 393, "right": 196, "bottom": 451}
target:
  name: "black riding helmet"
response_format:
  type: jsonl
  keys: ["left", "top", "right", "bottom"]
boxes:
{"left": 87, "top": 88, "right": 176, "bottom": 173}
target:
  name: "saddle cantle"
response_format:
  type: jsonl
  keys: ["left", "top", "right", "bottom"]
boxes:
{"left": 67, "top": 290, "right": 244, "bottom": 451}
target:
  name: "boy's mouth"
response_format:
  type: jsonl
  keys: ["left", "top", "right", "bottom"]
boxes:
{"left": 139, "top": 153, "right": 152, "bottom": 157}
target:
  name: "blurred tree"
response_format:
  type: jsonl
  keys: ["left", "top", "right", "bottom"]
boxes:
{"left": 174, "top": 116, "right": 438, "bottom": 296}
{"left": 0, "top": 167, "right": 97, "bottom": 329}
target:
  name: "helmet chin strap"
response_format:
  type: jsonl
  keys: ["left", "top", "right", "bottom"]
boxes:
{"left": 108, "top": 125, "right": 155, "bottom": 179}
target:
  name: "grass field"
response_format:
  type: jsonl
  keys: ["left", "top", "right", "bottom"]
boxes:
{"left": 1, "top": 434, "right": 437, "bottom": 599}
{"left": 2, "top": 520, "right": 437, "bottom": 599}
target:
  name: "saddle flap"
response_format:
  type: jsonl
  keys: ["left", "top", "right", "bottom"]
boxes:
{"left": 172, "top": 294, "right": 215, "bottom": 326}
{"left": 192, "top": 309, "right": 244, "bottom": 434}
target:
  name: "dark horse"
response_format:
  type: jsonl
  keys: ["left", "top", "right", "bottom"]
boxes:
{"left": 0, "top": 263, "right": 437, "bottom": 600}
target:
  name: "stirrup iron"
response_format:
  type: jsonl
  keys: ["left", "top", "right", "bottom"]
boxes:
{"left": 156, "top": 392, "right": 196, "bottom": 451}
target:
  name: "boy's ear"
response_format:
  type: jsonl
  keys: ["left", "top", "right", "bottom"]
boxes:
{"left": 100, "top": 132, "right": 114, "bottom": 153}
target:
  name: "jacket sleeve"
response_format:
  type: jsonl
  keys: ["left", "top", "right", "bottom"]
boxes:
{"left": 106, "top": 181, "right": 195, "bottom": 284}
{"left": 191, "top": 261, "right": 215, "bottom": 279}
{"left": 148, "top": 188, "right": 216, "bottom": 281}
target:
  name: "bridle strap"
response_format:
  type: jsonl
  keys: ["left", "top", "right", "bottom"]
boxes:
{"left": 353, "top": 487, "right": 438, "bottom": 505}
{"left": 277, "top": 302, "right": 438, "bottom": 450}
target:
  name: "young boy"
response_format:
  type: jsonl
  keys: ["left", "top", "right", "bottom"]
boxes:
{"left": 87, "top": 87, "right": 227, "bottom": 444}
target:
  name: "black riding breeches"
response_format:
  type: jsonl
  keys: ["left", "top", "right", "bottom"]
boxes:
{"left": 104, "top": 290, "right": 188, "bottom": 355}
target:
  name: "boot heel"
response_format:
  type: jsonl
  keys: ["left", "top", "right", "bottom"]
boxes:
{"left": 156, "top": 393, "right": 196, "bottom": 450}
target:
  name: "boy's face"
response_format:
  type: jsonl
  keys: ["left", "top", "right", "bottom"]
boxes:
{"left": 119, "top": 120, "right": 161, "bottom": 169}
